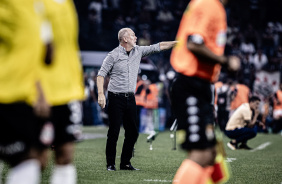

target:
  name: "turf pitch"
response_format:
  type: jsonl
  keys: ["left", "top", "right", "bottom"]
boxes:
{"left": 1, "top": 126, "right": 282, "bottom": 184}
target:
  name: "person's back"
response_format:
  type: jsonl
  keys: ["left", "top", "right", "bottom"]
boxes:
{"left": 0, "top": 1, "right": 50, "bottom": 183}
{"left": 39, "top": 0, "right": 84, "bottom": 106}
{"left": 170, "top": 0, "right": 232, "bottom": 183}
{"left": 0, "top": 0, "right": 44, "bottom": 104}
{"left": 171, "top": 0, "right": 227, "bottom": 83}
{"left": 38, "top": 1, "right": 85, "bottom": 183}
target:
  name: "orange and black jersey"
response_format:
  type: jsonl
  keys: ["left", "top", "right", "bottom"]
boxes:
{"left": 171, "top": 0, "right": 227, "bottom": 83}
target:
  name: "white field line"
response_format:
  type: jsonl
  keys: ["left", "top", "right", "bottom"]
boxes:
{"left": 81, "top": 133, "right": 106, "bottom": 140}
{"left": 226, "top": 157, "right": 237, "bottom": 163}
{"left": 250, "top": 142, "right": 271, "bottom": 152}
{"left": 144, "top": 179, "right": 172, "bottom": 183}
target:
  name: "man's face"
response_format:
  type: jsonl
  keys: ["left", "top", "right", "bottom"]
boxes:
{"left": 250, "top": 100, "right": 260, "bottom": 110}
{"left": 125, "top": 29, "right": 137, "bottom": 47}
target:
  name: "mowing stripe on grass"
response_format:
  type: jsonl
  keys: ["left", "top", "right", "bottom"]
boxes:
{"left": 144, "top": 179, "right": 172, "bottom": 183}
{"left": 250, "top": 142, "right": 271, "bottom": 152}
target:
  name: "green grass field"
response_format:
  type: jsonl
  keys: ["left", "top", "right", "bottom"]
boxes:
{"left": 2, "top": 126, "right": 282, "bottom": 184}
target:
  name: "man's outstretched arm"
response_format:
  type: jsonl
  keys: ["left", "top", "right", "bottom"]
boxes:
{"left": 159, "top": 41, "right": 178, "bottom": 51}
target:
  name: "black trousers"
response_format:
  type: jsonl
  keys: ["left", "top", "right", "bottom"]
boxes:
{"left": 106, "top": 92, "right": 139, "bottom": 166}
{"left": 170, "top": 73, "right": 216, "bottom": 150}
{"left": 217, "top": 109, "right": 229, "bottom": 131}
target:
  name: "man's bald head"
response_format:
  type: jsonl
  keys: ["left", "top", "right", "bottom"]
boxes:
{"left": 118, "top": 28, "right": 132, "bottom": 43}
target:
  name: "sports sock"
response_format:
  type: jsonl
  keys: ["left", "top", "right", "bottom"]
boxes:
{"left": 6, "top": 159, "right": 40, "bottom": 184}
{"left": 50, "top": 164, "right": 76, "bottom": 184}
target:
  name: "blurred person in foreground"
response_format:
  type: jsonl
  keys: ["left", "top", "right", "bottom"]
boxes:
{"left": 97, "top": 27, "right": 177, "bottom": 171}
{"left": 0, "top": 0, "right": 52, "bottom": 183}
{"left": 38, "top": 0, "right": 85, "bottom": 183}
{"left": 225, "top": 96, "right": 265, "bottom": 150}
{"left": 170, "top": 0, "right": 240, "bottom": 183}
{"left": 269, "top": 83, "right": 282, "bottom": 133}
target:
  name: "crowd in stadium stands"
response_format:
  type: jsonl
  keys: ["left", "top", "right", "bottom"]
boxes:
{"left": 76, "top": 0, "right": 282, "bottom": 134}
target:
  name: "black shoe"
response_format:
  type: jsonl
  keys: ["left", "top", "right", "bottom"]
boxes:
{"left": 107, "top": 165, "right": 116, "bottom": 171}
{"left": 239, "top": 143, "right": 252, "bottom": 150}
{"left": 120, "top": 164, "right": 140, "bottom": 171}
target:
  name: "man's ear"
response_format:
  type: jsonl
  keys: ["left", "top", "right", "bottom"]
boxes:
{"left": 123, "top": 37, "right": 127, "bottom": 43}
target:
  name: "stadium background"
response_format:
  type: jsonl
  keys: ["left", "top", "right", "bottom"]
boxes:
{"left": 49, "top": 1, "right": 282, "bottom": 183}
{"left": 72, "top": 0, "right": 282, "bottom": 133}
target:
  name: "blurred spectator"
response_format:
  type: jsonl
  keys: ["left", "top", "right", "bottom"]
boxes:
{"left": 107, "top": 0, "right": 120, "bottom": 9}
{"left": 244, "top": 24, "right": 258, "bottom": 48}
{"left": 240, "top": 36, "right": 256, "bottom": 54}
{"left": 90, "top": 72, "right": 103, "bottom": 125}
{"left": 156, "top": 7, "right": 174, "bottom": 24}
{"left": 138, "top": 30, "right": 152, "bottom": 46}
{"left": 113, "top": 14, "right": 126, "bottom": 32}
{"left": 135, "top": 75, "right": 147, "bottom": 131}
{"left": 261, "top": 95, "right": 274, "bottom": 133}
{"left": 252, "top": 49, "right": 268, "bottom": 70}
{"left": 230, "top": 83, "right": 251, "bottom": 117}
{"left": 164, "top": 70, "right": 176, "bottom": 128}
{"left": 88, "top": 0, "right": 103, "bottom": 28}
{"left": 144, "top": 82, "right": 159, "bottom": 110}
{"left": 271, "top": 83, "right": 282, "bottom": 133}
{"left": 83, "top": 71, "right": 103, "bottom": 126}
{"left": 83, "top": 72, "right": 95, "bottom": 125}
{"left": 262, "top": 22, "right": 275, "bottom": 57}
{"left": 137, "top": 5, "right": 153, "bottom": 30}
{"left": 237, "top": 54, "right": 256, "bottom": 90}
{"left": 216, "top": 80, "right": 236, "bottom": 131}
{"left": 87, "top": 0, "right": 104, "bottom": 45}
{"left": 229, "top": 36, "right": 243, "bottom": 56}
{"left": 226, "top": 26, "right": 240, "bottom": 45}
{"left": 276, "top": 45, "right": 282, "bottom": 59}
{"left": 125, "top": 10, "right": 138, "bottom": 28}
{"left": 143, "top": 0, "right": 157, "bottom": 12}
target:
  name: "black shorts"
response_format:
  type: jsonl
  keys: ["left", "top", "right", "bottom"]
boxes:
{"left": 49, "top": 101, "right": 82, "bottom": 146}
{"left": 170, "top": 74, "right": 216, "bottom": 150}
{"left": 0, "top": 103, "right": 52, "bottom": 165}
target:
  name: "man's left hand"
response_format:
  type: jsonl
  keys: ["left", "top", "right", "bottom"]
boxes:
{"left": 98, "top": 93, "right": 106, "bottom": 109}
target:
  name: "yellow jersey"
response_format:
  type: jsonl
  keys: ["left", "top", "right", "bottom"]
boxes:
{"left": 0, "top": 0, "right": 45, "bottom": 104}
{"left": 39, "top": 0, "right": 85, "bottom": 105}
